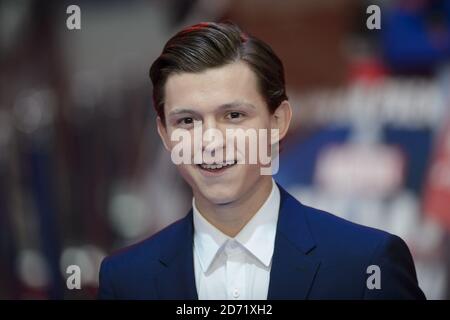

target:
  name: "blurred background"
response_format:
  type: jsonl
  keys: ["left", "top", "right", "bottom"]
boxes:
{"left": 0, "top": 0, "right": 449, "bottom": 299}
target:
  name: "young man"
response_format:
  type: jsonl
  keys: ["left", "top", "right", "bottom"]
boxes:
{"left": 98, "top": 22, "right": 425, "bottom": 299}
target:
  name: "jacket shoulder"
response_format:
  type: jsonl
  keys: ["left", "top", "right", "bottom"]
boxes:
{"left": 303, "top": 204, "right": 424, "bottom": 299}
{"left": 304, "top": 204, "right": 392, "bottom": 248}
{"left": 101, "top": 214, "right": 190, "bottom": 277}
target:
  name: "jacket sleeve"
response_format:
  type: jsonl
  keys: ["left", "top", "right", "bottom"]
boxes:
{"left": 98, "top": 257, "right": 115, "bottom": 299}
{"left": 363, "top": 234, "right": 426, "bottom": 300}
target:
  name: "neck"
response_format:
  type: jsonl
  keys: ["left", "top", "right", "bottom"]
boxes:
{"left": 194, "top": 176, "right": 273, "bottom": 237}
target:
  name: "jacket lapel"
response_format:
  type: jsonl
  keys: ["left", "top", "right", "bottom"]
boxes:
{"left": 267, "top": 185, "right": 321, "bottom": 299}
{"left": 155, "top": 211, "right": 198, "bottom": 300}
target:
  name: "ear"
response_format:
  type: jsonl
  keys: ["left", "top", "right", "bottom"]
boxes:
{"left": 271, "top": 100, "right": 292, "bottom": 143}
{"left": 156, "top": 116, "right": 171, "bottom": 151}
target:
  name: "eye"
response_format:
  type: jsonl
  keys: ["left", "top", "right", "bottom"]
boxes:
{"left": 177, "top": 117, "right": 194, "bottom": 125}
{"left": 226, "top": 112, "right": 244, "bottom": 120}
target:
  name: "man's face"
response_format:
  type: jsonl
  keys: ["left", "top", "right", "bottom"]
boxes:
{"left": 158, "top": 61, "right": 279, "bottom": 205}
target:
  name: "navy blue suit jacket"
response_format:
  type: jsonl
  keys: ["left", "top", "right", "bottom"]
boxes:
{"left": 98, "top": 185, "right": 425, "bottom": 299}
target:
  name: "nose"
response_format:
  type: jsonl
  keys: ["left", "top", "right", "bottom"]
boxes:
{"left": 201, "top": 118, "right": 224, "bottom": 161}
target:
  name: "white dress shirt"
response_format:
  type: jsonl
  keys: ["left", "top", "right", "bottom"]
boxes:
{"left": 192, "top": 179, "right": 281, "bottom": 300}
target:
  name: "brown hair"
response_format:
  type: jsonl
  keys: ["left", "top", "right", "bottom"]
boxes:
{"left": 149, "top": 21, "right": 288, "bottom": 124}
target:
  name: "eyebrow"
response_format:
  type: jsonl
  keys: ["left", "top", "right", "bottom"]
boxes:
{"left": 167, "top": 108, "right": 200, "bottom": 117}
{"left": 218, "top": 101, "right": 256, "bottom": 111}
{"left": 167, "top": 101, "right": 256, "bottom": 117}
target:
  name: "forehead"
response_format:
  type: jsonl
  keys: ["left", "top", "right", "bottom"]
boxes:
{"left": 164, "top": 61, "right": 265, "bottom": 112}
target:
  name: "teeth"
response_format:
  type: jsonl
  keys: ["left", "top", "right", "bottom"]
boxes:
{"left": 200, "top": 161, "right": 235, "bottom": 170}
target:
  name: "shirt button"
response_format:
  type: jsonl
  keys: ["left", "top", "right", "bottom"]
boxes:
{"left": 232, "top": 288, "right": 240, "bottom": 299}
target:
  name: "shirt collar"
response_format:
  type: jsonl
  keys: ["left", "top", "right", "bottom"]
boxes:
{"left": 193, "top": 179, "right": 281, "bottom": 272}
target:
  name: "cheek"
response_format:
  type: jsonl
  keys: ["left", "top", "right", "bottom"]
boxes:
{"left": 235, "top": 129, "right": 272, "bottom": 165}
{"left": 236, "top": 165, "right": 264, "bottom": 191}
{"left": 175, "top": 164, "right": 197, "bottom": 185}
{"left": 166, "top": 129, "right": 196, "bottom": 155}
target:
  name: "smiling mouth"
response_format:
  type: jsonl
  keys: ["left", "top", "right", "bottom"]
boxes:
{"left": 197, "top": 160, "right": 237, "bottom": 172}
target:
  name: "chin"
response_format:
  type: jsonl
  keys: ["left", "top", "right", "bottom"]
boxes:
{"left": 198, "top": 185, "right": 240, "bottom": 205}
{"left": 178, "top": 164, "right": 262, "bottom": 205}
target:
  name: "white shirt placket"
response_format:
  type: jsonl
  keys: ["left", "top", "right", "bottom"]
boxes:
{"left": 225, "top": 240, "right": 246, "bottom": 300}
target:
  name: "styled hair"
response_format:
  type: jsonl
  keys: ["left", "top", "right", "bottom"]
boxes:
{"left": 149, "top": 21, "right": 288, "bottom": 124}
